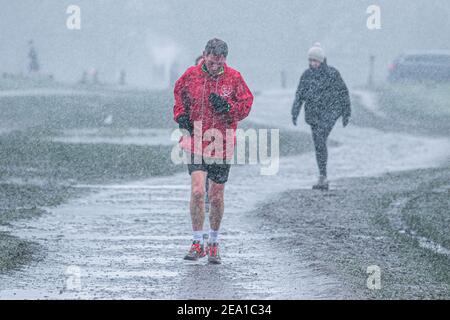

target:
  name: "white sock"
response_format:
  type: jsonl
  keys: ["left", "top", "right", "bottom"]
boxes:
{"left": 193, "top": 230, "right": 204, "bottom": 244}
{"left": 209, "top": 229, "right": 219, "bottom": 243}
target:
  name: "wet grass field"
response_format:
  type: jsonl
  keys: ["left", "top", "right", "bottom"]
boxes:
{"left": 352, "top": 83, "right": 450, "bottom": 136}
{"left": 0, "top": 88, "right": 177, "bottom": 271}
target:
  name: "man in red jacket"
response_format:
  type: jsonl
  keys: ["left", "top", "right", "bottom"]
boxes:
{"left": 174, "top": 38, "right": 253, "bottom": 264}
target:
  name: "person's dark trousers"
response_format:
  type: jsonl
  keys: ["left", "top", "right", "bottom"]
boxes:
{"left": 205, "top": 178, "right": 210, "bottom": 208}
{"left": 311, "top": 123, "right": 335, "bottom": 177}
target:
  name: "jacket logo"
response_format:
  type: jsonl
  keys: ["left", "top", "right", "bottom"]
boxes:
{"left": 220, "top": 85, "right": 233, "bottom": 98}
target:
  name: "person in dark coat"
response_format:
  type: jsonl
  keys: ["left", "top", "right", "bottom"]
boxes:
{"left": 28, "top": 40, "right": 40, "bottom": 73}
{"left": 291, "top": 43, "right": 351, "bottom": 190}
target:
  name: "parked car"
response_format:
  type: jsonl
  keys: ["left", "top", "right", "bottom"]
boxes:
{"left": 388, "top": 51, "right": 450, "bottom": 83}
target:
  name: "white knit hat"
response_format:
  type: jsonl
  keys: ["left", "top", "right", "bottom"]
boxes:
{"left": 308, "top": 42, "right": 325, "bottom": 63}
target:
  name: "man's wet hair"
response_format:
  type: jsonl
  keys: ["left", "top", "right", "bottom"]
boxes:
{"left": 204, "top": 38, "right": 228, "bottom": 57}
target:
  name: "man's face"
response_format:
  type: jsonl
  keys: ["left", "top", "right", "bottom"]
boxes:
{"left": 203, "top": 53, "right": 226, "bottom": 76}
{"left": 309, "top": 58, "right": 322, "bottom": 69}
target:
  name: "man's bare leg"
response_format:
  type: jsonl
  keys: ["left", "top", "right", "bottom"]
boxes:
{"left": 207, "top": 180, "right": 224, "bottom": 263}
{"left": 208, "top": 180, "right": 225, "bottom": 233}
{"left": 184, "top": 171, "right": 207, "bottom": 260}
{"left": 190, "top": 171, "right": 207, "bottom": 231}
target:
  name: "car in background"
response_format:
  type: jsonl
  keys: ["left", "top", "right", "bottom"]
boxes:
{"left": 388, "top": 51, "right": 450, "bottom": 83}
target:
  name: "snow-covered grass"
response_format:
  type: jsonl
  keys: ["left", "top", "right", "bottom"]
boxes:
{"left": 0, "top": 75, "right": 62, "bottom": 91}
{"left": 377, "top": 82, "right": 450, "bottom": 121}
{"left": 350, "top": 83, "right": 450, "bottom": 137}
{"left": 0, "top": 89, "right": 173, "bottom": 131}
{"left": 0, "top": 89, "right": 176, "bottom": 272}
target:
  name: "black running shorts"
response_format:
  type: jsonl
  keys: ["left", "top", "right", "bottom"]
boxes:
{"left": 187, "top": 153, "right": 231, "bottom": 184}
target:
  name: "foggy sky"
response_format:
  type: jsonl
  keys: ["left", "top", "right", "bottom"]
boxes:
{"left": 1, "top": 0, "right": 450, "bottom": 89}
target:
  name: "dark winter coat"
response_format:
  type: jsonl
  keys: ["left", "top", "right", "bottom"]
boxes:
{"left": 291, "top": 62, "right": 351, "bottom": 127}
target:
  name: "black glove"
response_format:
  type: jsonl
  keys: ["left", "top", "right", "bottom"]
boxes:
{"left": 209, "top": 93, "right": 230, "bottom": 114}
{"left": 177, "top": 114, "right": 193, "bottom": 135}
{"left": 291, "top": 108, "right": 299, "bottom": 126}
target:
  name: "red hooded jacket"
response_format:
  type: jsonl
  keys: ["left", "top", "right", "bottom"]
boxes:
{"left": 173, "top": 63, "right": 253, "bottom": 160}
